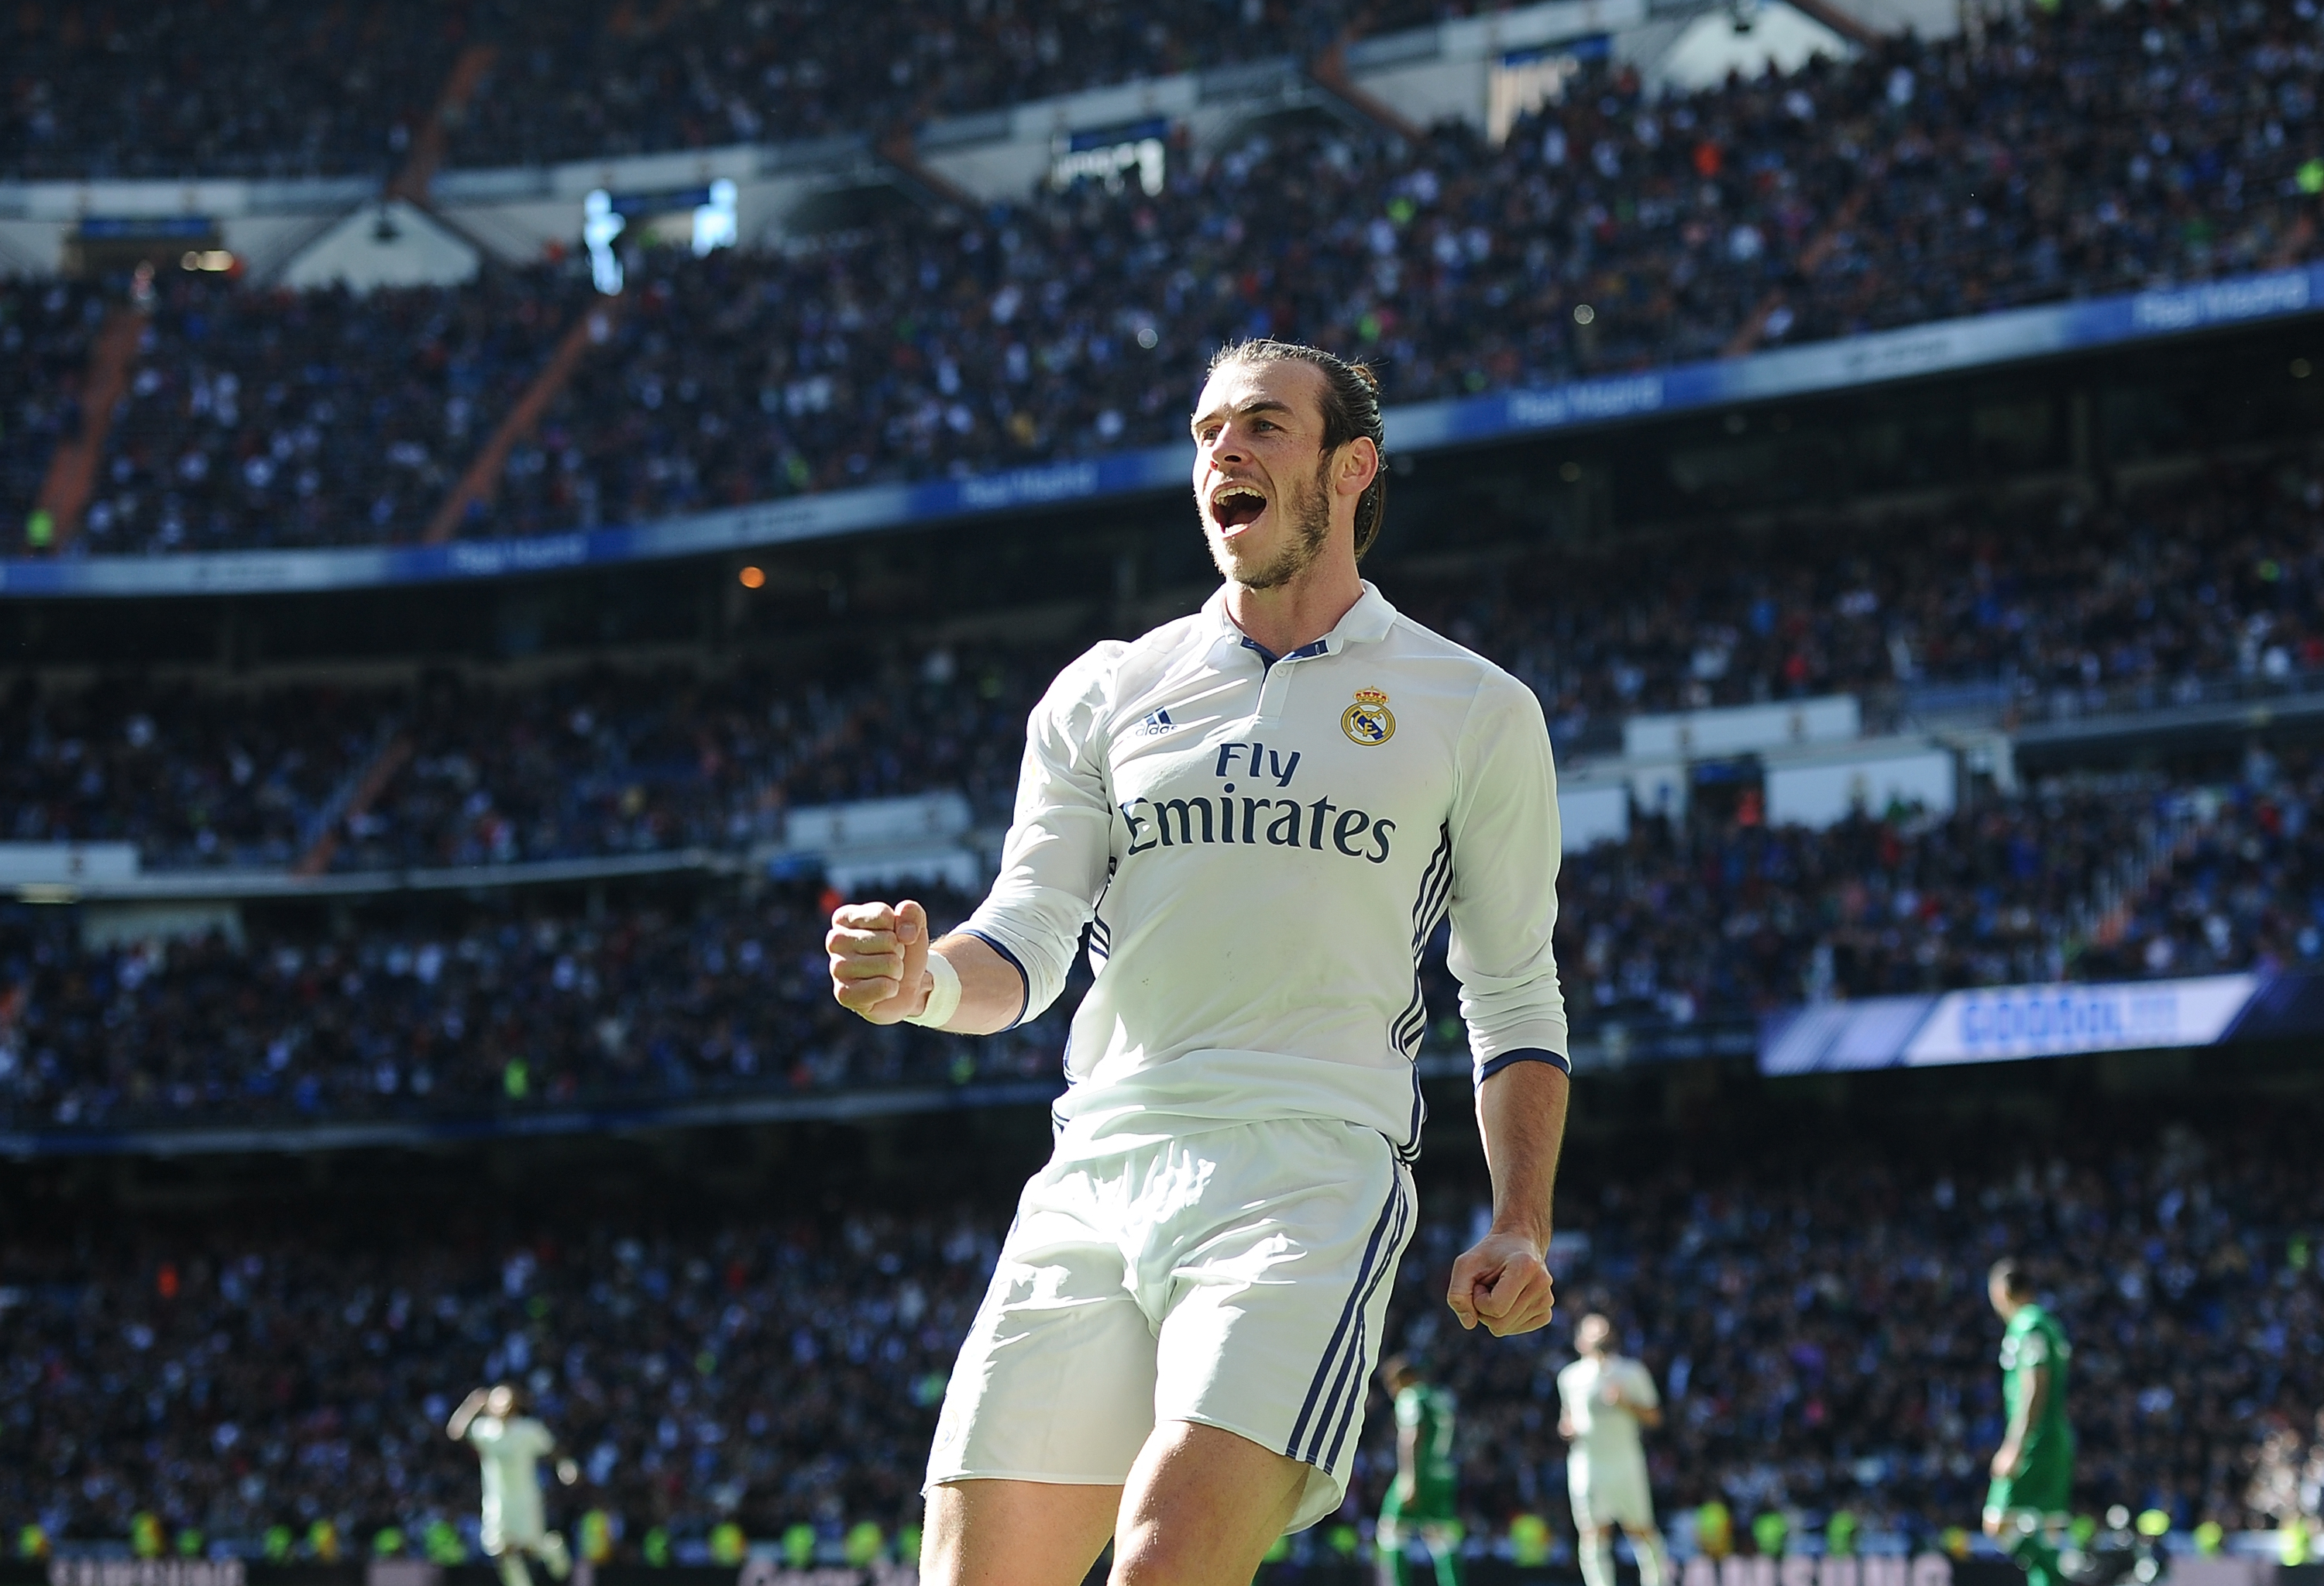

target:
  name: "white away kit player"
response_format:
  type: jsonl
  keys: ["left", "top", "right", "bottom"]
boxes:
{"left": 446, "top": 1384, "right": 578, "bottom": 1586}
{"left": 1558, "top": 1314, "right": 1670, "bottom": 1586}
{"left": 829, "top": 339, "right": 1573, "bottom": 1586}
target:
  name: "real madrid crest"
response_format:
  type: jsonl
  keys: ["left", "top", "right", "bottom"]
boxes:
{"left": 1342, "top": 686, "right": 1394, "bottom": 746}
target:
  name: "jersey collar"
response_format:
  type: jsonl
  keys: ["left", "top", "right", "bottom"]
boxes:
{"left": 1202, "top": 581, "right": 1398, "bottom": 667}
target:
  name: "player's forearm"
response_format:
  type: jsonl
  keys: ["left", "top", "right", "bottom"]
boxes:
{"left": 446, "top": 1389, "right": 486, "bottom": 1439}
{"left": 2008, "top": 1368, "right": 2048, "bottom": 1447}
{"left": 1475, "top": 1060, "right": 1569, "bottom": 1250}
{"left": 920, "top": 934, "right": 1027, "bottom": 1035}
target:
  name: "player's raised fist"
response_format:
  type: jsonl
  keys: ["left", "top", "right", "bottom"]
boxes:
{"left": 827, "top": 899, "right": 931, "bottom": 1023}
{"left": 1446, "top": 1228, "right": 1556, "bottom": 1337}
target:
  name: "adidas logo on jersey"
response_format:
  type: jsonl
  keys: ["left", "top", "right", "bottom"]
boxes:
{"left": 1139, "top": 709, "right": 1177, "bottom": 736}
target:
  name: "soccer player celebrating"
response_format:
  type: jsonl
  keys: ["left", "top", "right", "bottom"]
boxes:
{"left": 1377, "top": 1356, "right": 1463, "bottom": 1586}
{"left": 827, "top": 339, "right": 1569, "bottom": 1586}
{"left": 1985, "top": 1259, "right": 2075, "bottom": 1586}
{"left": 1556, "top": 1314, "right": 1670, "bottom": 1586}
{"left": 446, "top": 1384, "right": 579, "bottom": 1586}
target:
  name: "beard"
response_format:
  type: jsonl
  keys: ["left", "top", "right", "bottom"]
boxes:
{"left": 1209, "top": 455, "right": 1332, "bottom": 591}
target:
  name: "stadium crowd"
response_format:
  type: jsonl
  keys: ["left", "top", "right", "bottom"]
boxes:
{"left": 2, "top": 0, "right": 1445, "bottom": 181}
{"left": 0, "top": 879, "right": 1077, "bottom": 1128}
{"left": 9, "top": 442, "right": 2324, "bottom": 1125}
{"left": 0, "top": 279, "right": 104, "bottom": 542}
{"left": 10, "top": 447, "right": 2321, "bottom": 873}
{"left": 3, "top": 1113, "right": 2313, "bottom": 1557}
{"left": 447, "top": 0, "right": 1402, "bottom": 170}
{"left": 0, "top": 648, "right": 1040, "bottom": 872}
{"left": 14, "top": 2, "right": 2321, "bottom": 555}
{"left": 81, "top": 274, "right": 592, "bottom": 552}
{"left": 9, "top": 742, "right": 2322, "bottom": 1130}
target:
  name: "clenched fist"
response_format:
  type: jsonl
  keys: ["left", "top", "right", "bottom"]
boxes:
{"left": 827, "top": 899, "right": 930, "bottom": 1024}
{"left": 1446, "top": 1227, "right": 1556, "bottom": 1337}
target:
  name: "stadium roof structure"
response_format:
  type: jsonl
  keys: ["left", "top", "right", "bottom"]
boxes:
{"left": 2, "top": 260, "right": 2315, "bottom": 601}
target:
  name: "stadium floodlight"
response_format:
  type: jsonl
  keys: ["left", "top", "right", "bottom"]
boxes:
{"left": 583, "top": 189, "right": 626, "bottom": 296}
{"left": 693, "top": 178, "right": 739, "bottom": 257}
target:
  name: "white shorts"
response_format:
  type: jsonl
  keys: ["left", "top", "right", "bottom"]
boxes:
{"left": 927, "top": 1116, "right": 1415, "bottom": 1531}
{"left": 481, "top": 1516, "right": 545, "bottom": 1554}
{"left": 1569, "top": 1450, "right": 1655, "bottom": 1529}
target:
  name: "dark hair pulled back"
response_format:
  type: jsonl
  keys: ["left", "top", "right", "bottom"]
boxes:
{"left": 1209, "top": 339, "right": 1388, "bottom": 559}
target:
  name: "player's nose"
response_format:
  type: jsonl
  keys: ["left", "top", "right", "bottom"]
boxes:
{"left": 1202, "top": 425, "right": 1250, "bottom": 466}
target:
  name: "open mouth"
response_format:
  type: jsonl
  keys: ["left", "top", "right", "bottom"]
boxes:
{"left": 1210, "top": 483, "right": 1268, "bottom": 529}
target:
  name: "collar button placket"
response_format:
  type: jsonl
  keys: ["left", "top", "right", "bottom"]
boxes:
{"left": 1253, "top": 655, "right": 1292, "bottom": 726}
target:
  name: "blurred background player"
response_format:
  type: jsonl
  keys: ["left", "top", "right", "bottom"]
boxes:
{"left": 447, "top": 1383, "right": 580, "bottom": 1586}
{"left": 1377, "top": 1356, "right": 1462, "bottom": 1586}
{"left": 1985, "top": 1258, "right": 2075, "bottom": 1586}
{"left": 1558, "top": 1314, "right": 1671, "bottom": 1586}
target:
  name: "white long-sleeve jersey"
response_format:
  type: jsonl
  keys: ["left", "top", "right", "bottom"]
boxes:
{"left": 961, "top": 581, "right": 1568, "bottom": 1164}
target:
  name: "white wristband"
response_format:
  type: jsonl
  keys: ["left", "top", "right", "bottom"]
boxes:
{"left": 904, "top": 949, "right": 961, "bottom": 1029}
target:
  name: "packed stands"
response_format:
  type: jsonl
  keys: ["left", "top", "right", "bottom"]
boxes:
{"left": 9, "top": 440, "right": 2324, "bottom": 1130}
{"left": 11, "top": 0, "right": 2323, "bottom": 1574}
{"left": 1421, "top": 452, "right": 2324, "bottom": 736}
{"left": 12, "top": 446, "right": 2321, "bottom": 870}
{"left": 0, "top": 881, "right": 1081, "bottom": 1129}
{"left": 3, "top": 1112, "right": 2312, "bottom": 1552}
{"left": 85, "top": 274, "right": 592, "bottom": 553}
{"left": 480, "top": 0, "right": 2324, "bottom": 535}
{"left": 451, "top": 0, "right": 1369, "bottom": 170}
{"left": 2, "top": 0, "right": 1439, "bottom": 181}
{"left": 15, "top": 3, "right": 2322, "bottom": 555}
{"left": 0, "top": 279, "right": 105, "bottom": 538}
{"left": 0, "top": 648, "right": 1041, "bottom": 872}
{"left": 1, "top": 2, "right": 450, "bottom": 179}
{"left": 12, "top": 739, "right": 2322, "bottom": 1129}
{"left": 1, "top": 674, "right": 373, "bottom": 869}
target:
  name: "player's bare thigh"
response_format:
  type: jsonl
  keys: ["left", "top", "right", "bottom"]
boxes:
{"left": 923, "top": 1478, "right": 1118, "bottom": 1586}
{"left": 926, "top": 1422, "right": 1310, "bottom": 1586}
{"left": 1112, "top": 1420, "right": 1309, "bottom": 1585}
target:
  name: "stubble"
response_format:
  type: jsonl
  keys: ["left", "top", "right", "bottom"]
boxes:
{"left": 1211, "top": 454, "right": 1332, "bottom": 592}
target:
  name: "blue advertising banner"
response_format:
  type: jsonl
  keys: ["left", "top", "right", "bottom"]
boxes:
{"left": 6, "top": 262, "right": 2317, "bottom": 600}
{"left": 1758, "top": 965, "right": 2324, "bottom": 1073}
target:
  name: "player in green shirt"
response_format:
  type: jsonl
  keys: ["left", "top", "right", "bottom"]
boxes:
{"left": 1377, "top": 1356, "right": 1463, "bottom": 1586}
{"left": 1984, "top": 1258, "right": 2075, "bottom": 1586}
